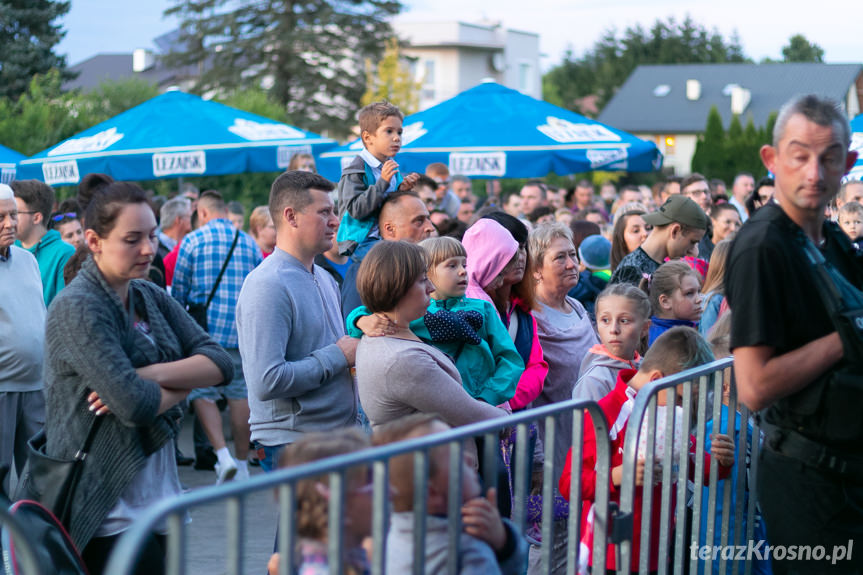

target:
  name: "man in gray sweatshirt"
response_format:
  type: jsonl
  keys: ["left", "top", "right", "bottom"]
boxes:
{"left": 236, "top": 171, "right": 359, "bottom": 472}
{"left": 0, "top": 183, "right": 46, "bottom": 489}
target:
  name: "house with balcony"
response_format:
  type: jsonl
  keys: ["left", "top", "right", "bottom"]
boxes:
{"left": 392, "top": 19, "right": 541, "bottom": 110}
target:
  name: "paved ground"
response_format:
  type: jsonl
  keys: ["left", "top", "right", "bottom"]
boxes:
{"left": 170, "top": 415, "right": 278, "bottom": 575}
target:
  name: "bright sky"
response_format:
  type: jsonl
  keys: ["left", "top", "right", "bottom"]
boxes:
{"left": 58, "top": 0, "right": 860, "bottom": 70}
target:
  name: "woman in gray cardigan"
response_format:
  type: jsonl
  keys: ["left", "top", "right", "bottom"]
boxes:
{"left": 43, "top": 182, "right": 233, "bottom": 575}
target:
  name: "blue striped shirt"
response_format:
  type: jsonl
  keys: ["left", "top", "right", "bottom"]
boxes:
{"left": 172, "top": 218, "right": 262, "bottom": 348}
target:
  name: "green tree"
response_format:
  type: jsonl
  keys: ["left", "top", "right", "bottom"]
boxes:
{"left": 0, "top": 73, "right": 159, "bottom": 157}
{"left": 163, "top": 0, "right": 403, "bottom": 137}
{"left": 782, "top": 34, "right": 824, "bottom": 63}
{"left": 691, "top": 106, "right": 725, "bottom": 177}
{"left": 542, "top": 16, "right": 748, "bottom": 113}
{"left": 0, "top": 0, "right": 73, "bottom": 101}
{"left": 216, "top": 88, "right": 290, "bottom": 123}
{"left": 690, "top": 109, "right": 770, "bottom": 183}
{"left": 361, "top": 37, "right": 420, "bottom": 115}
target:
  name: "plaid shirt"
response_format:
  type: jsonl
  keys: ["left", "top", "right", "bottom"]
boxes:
{"left": 172, "top": 218, "right": 262, "bottom": 348}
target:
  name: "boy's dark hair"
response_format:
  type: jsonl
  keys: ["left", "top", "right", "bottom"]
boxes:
{"left": 414, "top": 174, "right": 438, "bottom": 192}
{"left": 641, "top": 326, "right": 715, "bottom": 375}
{"left": 439, "top": 218, "right": 468, "bottom": 241}
{"left": 372, "top": 413, "right": 445, "bottom": 512}
{"left": 10, "top": 180, "right": 55, "bottom": 222}
{"left": 680, "top": 173, "right": 707, "bottom": 191}
{"left": 526, "top": 205, "right": 553, "bottom": 223}
{"left": 227, "top": 200, "right": 245, "bottom": 216}
{"left": 77, "top": 173, "right": 115, "bottom": 217}
{"left": 570, "top": 220, "right": 602, "bottom": 251}
{"left": 358, "top": 101, "right": 403, "bottom": 136}
{"left": 269, "top": 171, "right": 335, "bottom": 230}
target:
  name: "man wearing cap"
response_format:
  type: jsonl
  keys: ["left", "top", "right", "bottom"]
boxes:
{"left": 609, "top": 195, "right": 707, "bottom": 287}
{"left": 0, "top": 183, "right": 46, "bottom": 490}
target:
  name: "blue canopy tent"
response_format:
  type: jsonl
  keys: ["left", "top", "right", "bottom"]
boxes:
{"left": 0, "top": 144, "right": 25, "bottom": 184}
{"left": 318, "top": 81, "right": 661, "bottom": 181}
{"left": 18, "top": 90, "right": 337, "bottom": 186}
{"left": 849, "top": 114, "right": 863, "bottom": 181}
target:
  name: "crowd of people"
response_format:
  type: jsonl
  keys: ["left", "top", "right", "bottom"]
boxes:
{"left": 1, "top": 93, "right": 862, "bottom": 574}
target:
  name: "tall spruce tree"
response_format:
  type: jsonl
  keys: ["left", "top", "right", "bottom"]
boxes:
{"left": 0, "top": 0, "right": 72, "bottom": 101}
{"left": 163, "top": 0, "right": 402, "bottom": 137}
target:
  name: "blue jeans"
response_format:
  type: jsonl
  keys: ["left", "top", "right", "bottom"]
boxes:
{"left": 253, "top": 442, "right": 288, "bottom": 473}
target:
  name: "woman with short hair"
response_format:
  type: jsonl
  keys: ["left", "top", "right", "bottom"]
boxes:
{"left": 353, "top": 240, "right": 505, "bottom": 430}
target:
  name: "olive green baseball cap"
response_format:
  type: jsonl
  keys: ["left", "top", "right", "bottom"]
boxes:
{"left": 642, "top": 195, "right": 708, "bottom": 229}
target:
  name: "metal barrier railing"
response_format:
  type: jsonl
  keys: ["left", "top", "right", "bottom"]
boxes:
{"left": 103, "top": 398, "right": 613, "bottom": 575}
{"left": 616, "top": 357, "right": 763, "bottom": 575}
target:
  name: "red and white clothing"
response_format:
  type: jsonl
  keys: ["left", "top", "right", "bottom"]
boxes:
{"left": 559, "top": 369, "right": 730, "bottom": 572}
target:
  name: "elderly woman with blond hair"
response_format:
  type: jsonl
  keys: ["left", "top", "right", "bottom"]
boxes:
{"left": 527, "top": 221, "right": 598, "bottom": 571}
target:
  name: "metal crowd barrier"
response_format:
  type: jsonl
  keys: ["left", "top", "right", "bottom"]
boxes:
{"left": 104, "top": 398, "right": 612, "bottom": 575}
{"left": 100, "top": 358, "right": 755, "bottom": 575}
{"left": 616, "top": 357, "right": 762, "bottom": 575}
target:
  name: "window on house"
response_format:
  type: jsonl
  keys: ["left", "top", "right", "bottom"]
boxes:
{"left": 422, "top": 60, "right": 436, "bottom": 101}
{"left": 663, "top": 135, "right": 676, "bottom": 156}
{"left": 519, "top": 62, "right": 533, "bottom": 93}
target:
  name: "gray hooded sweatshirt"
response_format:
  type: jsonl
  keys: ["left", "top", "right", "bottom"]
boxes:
{"left": 572, "top": 344, "right": 641, "bottom": 402}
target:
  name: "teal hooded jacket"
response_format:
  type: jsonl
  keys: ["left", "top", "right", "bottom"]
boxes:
{"left": 16, "top": 229, "right": 74, "bottom": 307}
{"left": 347, "top": 295, "right": 524, "bottom": 406}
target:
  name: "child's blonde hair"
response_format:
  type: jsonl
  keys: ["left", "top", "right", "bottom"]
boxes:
{"left": 701, "top": 239, "right": 732, "bottom": 296}
{"left": 358, "top": 101, "right": 403, "bottom": 136}
{"left": 278, "top": 429, "right": 371, "bottom": 541}
{"left": 839, "top": 200, "right": 863, "bottom": 218}
{"left": 595, "top": 283, "right": 651, "bottom": 321}
{"left": 647, "top": 260, "right": 700, "bottom": 316}
{"left": 419, "top": 236, "right": 466, "bottom": 271}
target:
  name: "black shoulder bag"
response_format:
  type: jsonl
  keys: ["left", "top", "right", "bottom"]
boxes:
{"left": 12, "top": 417, "right": 103, "bottom": 530}
{"left": 187, "top": 229, "right": 240, "bottom": 331}
{"left": 788, "top": 230, "right": 863, "bottom": 442}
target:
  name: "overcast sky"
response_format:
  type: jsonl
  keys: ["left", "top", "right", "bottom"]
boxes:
{"left": 58, "top": 0, "right": 860, "bottom": 70}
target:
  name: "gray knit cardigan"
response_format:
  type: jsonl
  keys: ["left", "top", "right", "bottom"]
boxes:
{"left": 43, "top": 257, "right": 233, "bottom": 550}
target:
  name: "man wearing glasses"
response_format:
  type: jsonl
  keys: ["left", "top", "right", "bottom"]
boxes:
{"left": 12, "top": 179, "right": 75, "bottom": 307}
{"left": 680, "top": 173, "right": 715, "bottom": 261}
{"left": 0, "top": 183, "right": 46, "bottom": 493}
{"left": 425, "top": 162, "right": 461, "bottom": 218}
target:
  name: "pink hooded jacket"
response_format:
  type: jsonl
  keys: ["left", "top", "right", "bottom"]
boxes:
{"left": 463, "top": 218, "right": 545, "bottom": 410}
{"left": 462, "top": 219, "right": 518, "bottom": 304}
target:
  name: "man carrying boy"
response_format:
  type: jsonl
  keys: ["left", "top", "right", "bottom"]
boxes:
{"left": 374, "top": 413, "right": 527, "bottom": 574}
{"left": 336, "top": 101, "right": 420, "bottom": 257}
{"left": 559, "top": 327, "right": 734, "bottom": 573}
{"left": 609, "top": 195, "right": 707, "bottom": 286}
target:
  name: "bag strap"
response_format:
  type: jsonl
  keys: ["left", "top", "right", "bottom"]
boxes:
{"left": 797, "top": 230, "right": 845, "bottom": 318}
{"left": 204, "top": 229, "right": 240, "bottom": 310}
{"left": 75, "top": 415, "right": 104, "bottom": 461}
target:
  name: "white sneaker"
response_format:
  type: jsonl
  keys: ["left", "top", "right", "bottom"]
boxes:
{"left": 234, "top": 465, "right": 250, "bottom": 481}
{"left": 215, "top": 459, "right": 238, "bottom": 485}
